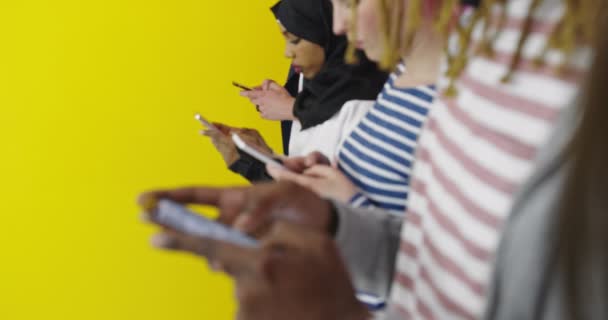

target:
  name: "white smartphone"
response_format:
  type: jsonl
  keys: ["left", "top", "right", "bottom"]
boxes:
{"left": 231, "top": 133, "right": 285, "bottom": 169}
{"left": 151, "top": 199, "right": 259, "bottom": 248}
{"left": 194, "top": 113, "right": 219, "bottom": 132}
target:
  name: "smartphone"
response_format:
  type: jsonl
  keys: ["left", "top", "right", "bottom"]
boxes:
{"left": 232, "top": 81, "right": 252, "bottom": 91}
{"left": 231, "top": 133, "right": 285, "bottom": 169}
{"left": 194, "top": 113, "right": 219, "bottom": 132}
{"left": 151, "top": 199, "right": 259, "bottom": 248}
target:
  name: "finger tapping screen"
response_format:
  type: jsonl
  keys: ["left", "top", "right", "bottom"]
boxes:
{"left": 0, "top": 1, "right": 289, "bottom": 319}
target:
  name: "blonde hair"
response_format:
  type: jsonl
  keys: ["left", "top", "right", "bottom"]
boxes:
{"left": 445, "top": 0, "right": 604, "bottom": 95}
{"left": 557, "top": 12, "right": 607, "bottom": 319}
{"left": 347, "top": 0, "right": 604, "bottom": 94}
{"left": 346, "top": 0, "right": 439, "bottom": 70}
{"left": 378, "top": 0, "right": 409, "bottom": 70}
{"left": 345, "top": 0, "right": 360, "bottom": 64}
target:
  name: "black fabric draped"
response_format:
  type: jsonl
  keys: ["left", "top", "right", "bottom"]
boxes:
{"left": 272, "top": 0, "right": 388, "bottom": 130}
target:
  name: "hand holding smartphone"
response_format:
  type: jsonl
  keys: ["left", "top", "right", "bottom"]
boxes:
{"left": 232, "top": 81, "right": 252, "bottom": 91}
{"left": 195, "top": 113, "right": 221, "bottom": 133}
{"left": 232, "top": 133, "right": 286, "bottom": 169}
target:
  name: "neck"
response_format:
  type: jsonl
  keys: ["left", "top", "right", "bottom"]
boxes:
{"left": 394, "top": 26, "right": 443, "bottom": 89}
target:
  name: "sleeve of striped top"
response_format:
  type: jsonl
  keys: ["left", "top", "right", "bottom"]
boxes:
{"left": 332, "top": 200, "right": 403, "bottom": 299}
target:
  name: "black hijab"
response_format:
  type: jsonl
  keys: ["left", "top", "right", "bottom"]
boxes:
{"left": 271, "top": 0, "right": 388, "bottom": 130}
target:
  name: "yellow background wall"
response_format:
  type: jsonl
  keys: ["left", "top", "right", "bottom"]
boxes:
{"left": 0, "top": 1, "right": 288, "bottom": 319}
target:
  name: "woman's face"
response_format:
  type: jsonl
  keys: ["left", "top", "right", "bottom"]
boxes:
{"left": 331, "top": 0, "right": 382, "bottom": 62}
{"left": 279, "top": 23, "right": 326, "bottom": 79}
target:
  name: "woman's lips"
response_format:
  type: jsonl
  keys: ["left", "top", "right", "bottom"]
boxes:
{"left": 293, "top": 65, "right": 302, "bottom": 73}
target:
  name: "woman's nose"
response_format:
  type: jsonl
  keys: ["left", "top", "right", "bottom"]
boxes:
{"left": 284, "top": 47, "right": 295, "bottom": 59}
{"left": 333, "top": 13, "right": 348, "bottom": 35}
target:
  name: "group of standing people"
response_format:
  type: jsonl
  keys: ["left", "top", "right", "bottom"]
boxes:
{"left": 140, "top": 0, "right": 608, "bottom": 319}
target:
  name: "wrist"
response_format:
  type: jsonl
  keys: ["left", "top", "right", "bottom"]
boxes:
{"left": 225, "top": 151, "right": 240, "bottom": 166}
{"left": 280, "top": 111, "right": 296, "bottom": 121}
{"left": 338, "top": 185, "right": 359, "bottom": 203}
{"left": 288, "top": 98, "right": 296, "bottom": 120}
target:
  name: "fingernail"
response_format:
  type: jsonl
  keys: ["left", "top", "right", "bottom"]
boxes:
{"left": 141, "top": 197, "right": 158, "bottom": 212}
{"left": 266, "top": 164, "right": 277, "bottom": 177}
{"left": 139, "top": 212, "right": 152, "bottom": 223}
{"left": 151, "top": 233, "right": 173, "bottom": 248}
{"left": 210, "top": 261, "right": 224, "bottom": 272}
{"left": 234, "top": 215, "right": 251, "bottom": 232}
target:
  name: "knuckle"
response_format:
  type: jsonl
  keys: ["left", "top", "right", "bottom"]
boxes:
{"left": 236, "top": 284, "right": 257, "bottom": 306}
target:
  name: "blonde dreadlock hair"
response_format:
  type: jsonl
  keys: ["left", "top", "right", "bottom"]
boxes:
{"left": 443, "top": 0, "right": 604, "bottom": 96}
{"left": 345, "top": 0, "right": 411, "bottom": 71}
{"left": 346, "top": 0, "right": 604, "bottom": 95}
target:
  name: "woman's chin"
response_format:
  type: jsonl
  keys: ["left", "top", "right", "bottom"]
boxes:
{"left": 302, "top": 70, "right": 317, "bottom": 80}
{"left": 364, "top": 50, "right": 382, "bottom": 63}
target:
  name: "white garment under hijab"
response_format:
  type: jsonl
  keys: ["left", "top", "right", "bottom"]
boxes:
{"left": 288, "top": 73, "right": 375, "bottom": 161}
{"left": 288, "top": 99, "right": 374, "bottom": 161}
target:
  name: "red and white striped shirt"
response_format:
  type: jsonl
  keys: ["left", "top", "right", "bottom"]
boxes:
{"left": 388, "top": 0, "right": 591, "bottom": 318}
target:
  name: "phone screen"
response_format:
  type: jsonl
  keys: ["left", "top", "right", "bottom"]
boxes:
{"left": 152, "top": 199, "right": 259, "bottom": 248}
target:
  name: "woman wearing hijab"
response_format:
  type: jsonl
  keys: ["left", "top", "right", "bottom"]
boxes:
{"left": 267, "top": 1, "right": 445, "bottom": 214}
{"left": 203, "top": 0, "right": 387, "bottom": 182}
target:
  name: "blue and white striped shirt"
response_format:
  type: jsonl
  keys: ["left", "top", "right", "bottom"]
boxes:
{"left": 337, "top": 63, "right": 436, "bottom": 214}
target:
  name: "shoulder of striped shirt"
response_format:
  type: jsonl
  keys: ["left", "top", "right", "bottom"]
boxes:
{"left": 382, "top": 84, "right": 436, "bottom": 103}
